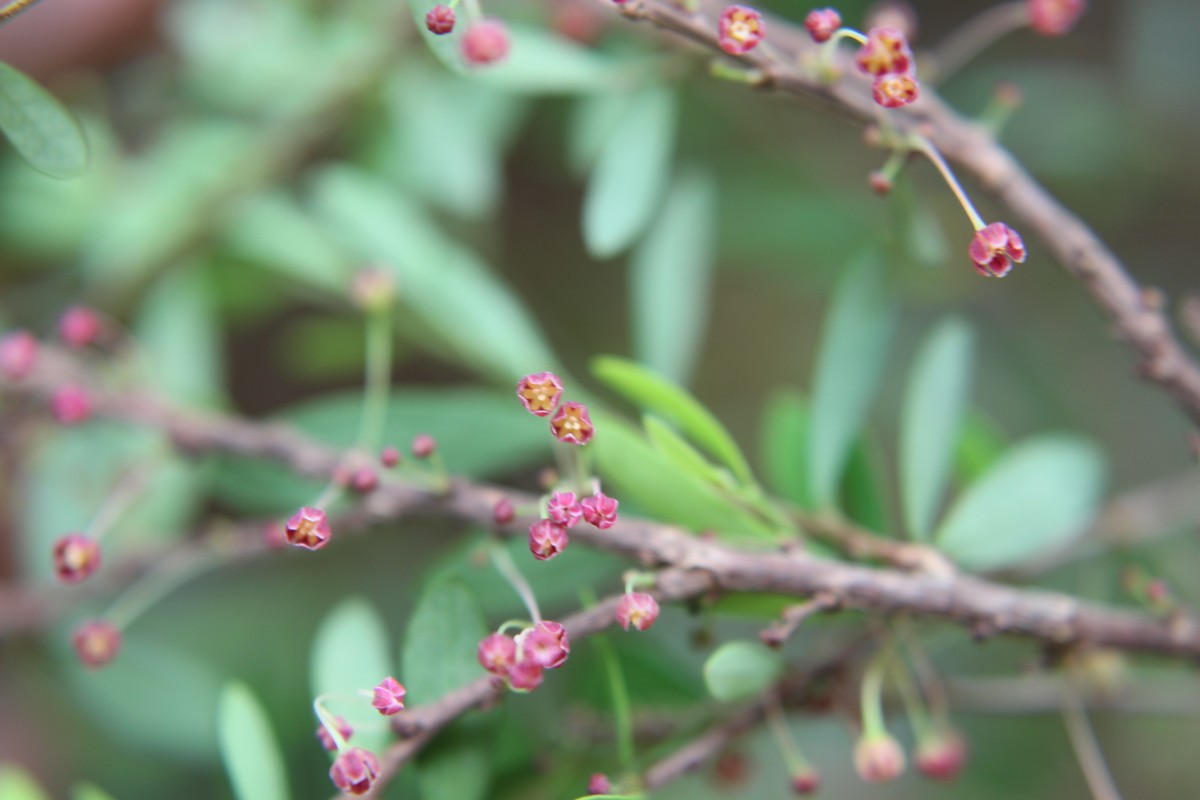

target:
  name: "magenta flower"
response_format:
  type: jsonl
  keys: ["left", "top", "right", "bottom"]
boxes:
{"left": 1029, "top": 0, "right": 1085, "bottom": 36}
{"left": 51, "top": 384, "right": 92, "bottom": 425}
{"left": 478, "top": 632, "right": 518, "bottom": 675}
{"left": 872, "top": 73, "right": 919, "bottom": 108}
{"left": 58, "top": 306, "right": 102, "bottom": 349}
{"left": 546, "top": 491, "right": 582, "bottom": 528}
{"left": 854, "top": 734, "right": 906, "bottom": 783}
{"left": 0, "top": 330, "right": 37, "bottom": 381}
{"left": 718, "top": 5, "right": 766, "bottom": 55}
{"left": 517, "top": 621, "right": 570, "bottom": 669}
{"left": 580, "top": 491, "right": 619, "bottom": 529}
{"left": 968, "top": 222, "right": 1026, "bottom": 278}
{"left": 461, "top": 19, "right": 510, "bottom": 66}
{"left": 329, "top": 747, "right": 381, "bottom": 796}
{"left": 616, "top": 592, "right": 660, "bottom": 631}
{"left": 506, "top": 657, "right": 545, "bottom": 692}
{"left": 803, "top": 8, "right": 842, "bottom": 42}
{"left": 53, "top": 534, "right": 101, "bottom": 583}
{"left": 425, "top": 4, "right": 456, "bottom": 34}
{"left": 316, "top": 715, "right": 354, "bottom": 751}
{"left": 72, "top": 620, "right": 121, "bottom": 669}
{"left": 285, "top": 506, "right": 332, "bottom": 551}
{"left": 529, "top": 519, "right": 568, "bottom": 561}
{"left": 550, "top": 402, "right": 594, "bottom": 445}
{"left": 372, "top": 676, "right": 407, "bottom": 716}
{"left": 855, "top": 27, "right": 912, "bottom": 76}
{"left": 516, "top": 371, "right": 563, "bottom": 417}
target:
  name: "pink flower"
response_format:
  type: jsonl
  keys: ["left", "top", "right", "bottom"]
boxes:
{"left": 51, "top": 384, "right": 92, "bottom": 425}
{"left": 871, "top": 73, "right": 919, "bottom": 108}
{"left": 547, "top": 491, "right": 582, "bottom": 528}
{"left": 915, "top": 731, "right": 968, "bottom": 781}
{"left": 285, "top": 506, "right": 332, "bottom": 551}
{"left": 506, "top": 657, "right": 544, "bottom": 692}
{"left": 580, "top": 491, "right": 619, "bottom": 529}
{"left": 53, "top": 534, "right": 101, "bottom": 583}
{"left": 855, "top": 27, "right": 912, "bottom": 76}
{"left": 550, "top": 402, "right": 594, "bottom": 445}
{"left": 58, "top": 306, "right": 102, "bottom": 349}
{"left": 461, "top": 19, "right": 510, "bottom": 66}
{"left": 616, "top": 592, "right": 660, "bottom": 631}
{"left": 351, "top": 467, "right": 378, "bottom": 493}
{"left": 329, "top": 747, "right": 381, "bottom": 795}
{"left": 0, "top": 330, "right": 37, "bottom": 381}
{"left": 854, "top": 734, "right": 906, "bottom": 783}
{"left": 380, "top": 446, "right": 401, "bottom": 468}
{"left": 529, "top": 519, "right": 568, "bottom": 560}
{"left": 516, "top": 372, "right": 563, "bottom": 417}
{"left": 588, "top": 773, "right": 613, "bottom": 794}
{"left": 372, "top": 676, "right": 407, "bottom": 716}
{"left": 791, "top": 768, "right": 822, "bottom": 794}
{"left": 718, "top": 5, "right": 766, "bottom": 55}
{"left": 316, "top": 715, "right": 354, "bottom": 751}
{"left": 517, "top": 621, "right": 570, "bottom": 669}
{"left": 426, "top": 3, "right": 456, "bottom": 34}
{"left": 72, "top": 620, "right": 121, "bottom": 669}
{"left": 968, "top": 222, "right": 1026, "bottom": 278}
{"left": 478, "top": 632, "right": 518, "bottom": 675}
{"left": 803, "top": 8, "right": 841, "bottom": 42}
{"left": 411, "top": 433, "right": 437, "bottom": 459}
{"left": 1028, "top": 0, "right": 1085, "bottom": 36}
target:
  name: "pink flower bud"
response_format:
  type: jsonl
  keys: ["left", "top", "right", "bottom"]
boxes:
{"left": 478, "top": 632, "right": 518, "bottom": 675}
{"left": 411, "top": 433, "right": 437, "bottom": 459}
{"left": 350, "top": 267, "right": 395, "bottom": 311}
{"left": 528, "top": 519, "right": 568, "bottom": 560}
{"left": 546, "top": 491, "right": 582, "bottom": 528}
{"left": 854, "top": 734, "right": 906, "bottom": 783}
{"left": 53, "top": 534, "right": 101, "bottom": 583}
{"left": 72, "top": 620, "right": 121, "bottom": 669}
{"left": 58, "top": 306, "right": 103, "bottom": 349}
{"left": 372, "top": 676, "right": 407, "bottom": 716}
{"left": 616, "top": 592, "right": 660, "bottom": 631}
{"left": 285, "top": 506, "right": 332, "bottom": 551}
{"left": 380, "top": 446, "right": 401, "bottom": 468}
{"left": 506, "top": 657, "right": 544, "bottom": 692}
{"left": 516, "top": 372, "right": 564, "bottom": 417}
{"left": 871, "top": 73, "right": 919, "bottom": 108}
{"left": 351, "top": 467, "right": 379, "bottom": 494}
{"left": 493, "top": 498, "right": 515, "bottom": 526}
{"left": 868, "top": 171, "right": 893, "bottom": 195}
{"left": 968, "top": 222, "right": 1026, "bottom": 278}
{"left": 0, "top": 330, "right": 37, "bottom": 381}
{"left": 803, "top": 8, "right": 841, "bottom": 42}
{"left": 855, "top": 27, "right": 912, "bottom": 76}
{"left": 517, "top": 621, "right": 570, "bottom": 669}
{"left": 316, "top": 715, "right": 354, "bottom": 751}
{"left": 718, "top": 5, "right": 766, "bottom": 55}
{"left": 588, "top": 773, "right": 613, "bottom": 794}
{"left": 461, "top": 19, "right": 510, "bottom": 66}
{"left": 52, "top": 384, "right": 92, "bottom": 425}
{"left": 329, "top": 747, "right": 381, "bottom": 795}
{"left": 425, "top": 3, "right": 456, "bottom": 35}
{"left": 915, "top": 731, "right": 968, "bottom": 781}
{"left": 791, "top": 768, "right": 822, "bottom": 794}
{"left": 1028, "top": 0, "right": 1085, "bottom": 36}
{"left": 580, "top": 491, "right": 619, "bottom": 529}
{"left": 550, "top": 402, "right": 594, "bottom": 445}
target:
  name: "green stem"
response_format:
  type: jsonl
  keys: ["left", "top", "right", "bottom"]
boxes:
{"left": 890, "top": 655, "right": 935, "bottom": 743}
{"left": 490, "top": 541, "right": 541, "bottom": 623}
{"left": 105, "top": 548, "right": 224, "bottom": 630}
{"left": 595, "top": 635, "right": 636, "bottom": 776}
{"left": 915, "top": 137, "right": 987, "bottom": 230}
{"left": 860, "top": 642, "right": 894, "bottom": 738}
{"left": 355, "top": 307, "right": 393, "bottom": 454}
{"left": 313, "top": 696, "right": 350, "bottom": 753}
{"left": 764, "top": 692, "right": 810, "bottom": 773}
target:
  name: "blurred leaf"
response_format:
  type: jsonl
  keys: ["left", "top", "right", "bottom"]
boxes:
{"left": 222, "top": 192, "right": 354, "bottom": 292}
{"left": 474, "top": 25, "right": 627, "bottom": 93}
{"left": 644, "top": 415, "right": 729, "bottom": 487}
{"left": 567, "top": 92, "right": 629, "bottom": 175}
{"left": 0, "top": 765, "right": 50, "bottom": 800}
{"left": 953, "top": 410, "right": 1008, "bottom": 484}
{"left": 841, "top": 438, "right": 889, "bottom": 533}
{"left": 416, "top": 744, "right": 490, "bottom": 800}
{"left": 310, "top": 597, "right": 392, "bottom": 754}
{"left": 0, "top": 62, "right": 87, "bottom": 178}
{"left": 630, "top": 168, "right": 717, "bottom": 387}
{"left": 759, "top": 391, "right": 813, "bottom": 510}
{"left": 808, "top": 252, "right": 895, "bottom": 508}
{"left": 936, "top": 435, "right": 1107, "bottom": 571}
{"left": 72, "top": 783, "right": 119, "bottom": 800}
{"left": 900, "top": 318, "right": 974, "bottom": 540}
{"left": 702, "top": 641, "right": 783, "bottom": 702}
{"left": 218, "top": 682, "right": 290, "bottom": 800}
{"left": 402, "top": 580, "right": 488, "bottom": 705}
{"left": 582, "top": 86, "right": 676, "bottom": 258}
{"left": 592, "top": 356, "right": 754, "bottom": 486}
{"left": 134, "top": 264, "right": 226, "bottom": 407}
{"left": 310, "top": 166, "right": 560, "bottom": 382}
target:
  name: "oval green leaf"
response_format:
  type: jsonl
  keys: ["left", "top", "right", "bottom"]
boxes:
{"left": 0, "top": 62, "right": 87, "bottom": 178}
{"left": 759, "top": 391, "right": 813, "bottom": 510}
{"left": 702, "top": 640, "right": 783, "bottom": 702}
{"left": 402, "top": 580, "right": 488, "bottom": 705}
{"left": 217, "top": 682, "right": 289, "bottom": 800}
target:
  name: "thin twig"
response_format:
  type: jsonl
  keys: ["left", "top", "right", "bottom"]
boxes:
{"left": 1062, "top": 678, "right": 1125, "bottom": 800}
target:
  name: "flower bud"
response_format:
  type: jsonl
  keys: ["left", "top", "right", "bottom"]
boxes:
{"left": 516, "top": 372, "right": 563, "bottom": 417}
{"left": 550, "top": 402, "right": 594, "bottom": 445}
{"left": 803, "top": 8, "right": 841, "bottom": 42}
{"left": 580, "top": 491, "right": 619, "bottom": 529}
{"left": 791, "top": 768, "right": 822, "bottom": 794}
{"left": 547, "top": 491, "right": 583, "bottom": 528}
{"left": 285, "top": 506, "right": 332, "bottom": 551}
{"left": 517, "top": 620, "right": 570, "bottom": 669}
{"left": 588, "top": 773, "right": 613, "bottom": 794}
{"left": 718, "top": 5, "right": 766, "bottom": 55}
{"left": 316, "top": 715, "right": 354, "bottom": 751}
{"left": 380, "top": 446, "right": 401, "bottom": 468}
{"left": 461, "top": 19, "right": 510, "bottom": 66}
{"left": 478, "top": 632, "right": 518, "bottom": 675}
{"left": 350, "top": 467, "right": 379, "bottom": 494}
{"left": 616, "top": 592, "right": 660, "bottom": 631}
{"left": 492, "top": 498, "right": 515, "bottom": 526}
{"left": 425, "top": 4, "right": 456, "bottom": 35}
{"left": 1028, "top": 0, "right": 1085, "bottom": 36}
{"left": 411, "top": 433, "right": 437, "bottom": 459}
{"left": 853, "top": 734, "right": 906, "bottom": 783}
{"left": 350, "top": 267, "right": 395, "bottom": 312}
{"left": 329, "top": 747, "right": 381, "bottom": 795}
{"left": 0, "top": 330, "right": 37, "bottom": 381}
{"left": 53, "top": 533, "right": 101, "bottom": 583}
{"left": 529, "top": 519, "right": 568, "bottom": 560}
{"left": 52, "top": 385, "right": 92, "bottom": 425}
{"left": 72, "top": 620, "right": 121, "bottom": 668}
{"left": 372, "top": 676, "right": 407, "bottom": 716}
{"left": 968, "top": 222, "right": 1026, "bottom": 278}
{"left": 915, "top": 731, "right": 968, "bottom": 781}
{"left": 59, "top": 306, "right": 103, "bottom": 349}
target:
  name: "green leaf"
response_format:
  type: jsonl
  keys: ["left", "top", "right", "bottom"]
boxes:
{"left": 416, "top": 744, "right": 490, "bottom": 800}
{"left": 402, "top": 580, "right": 488, "bottom": 705}
{"left": 0, "top": 765, "right": 50, "bottom": 800}
{"left": 0, "top": 62, "right": 87, "bottom": 178}
{"left": 702, "top": 640, "right": 783, "bottom": 702}
{"left": 592, "top": 356, "right": 754, "bottom": 486}
{"left": 310, "top": 597, "right": 393, "bottom": 754}
{"left": 473, "top": 25, "right": 626, "bottom": 93}
{"left": 567, "top": 92, "right": 630, "bottom": 176}
{"left": 808, "top": 252, "right": 895, "bottom": 508}
{"left": 841, "top": 437, "right": 890, "bottom": 533}
{"left": 759, "top": 391, "right": 813, "bottom": 509}
{"left": 581, "top": 86, "right": 676, "bottom": 258}
{"left": 72, "top": 784, "right": 119, "bottom": 800}
{"left": 630, "top": 168, "right": 718, "bottom": 387}
{"left": 218, "top": 682, "right": 290, "bottom": 800}
{"left": 134, "top": 264, "right": 226, "bottom": 407}
{"left": 953, "top": 410, "right": 1008, "bottom": 483}
{"left": 643, "top": 415, "right": 729, "bottom": 487}
{"left": 900, "top": 318, "right": 974, "bottom": 540}
{"left": 935, "top": 435, "right": 1106, "bottom": 571}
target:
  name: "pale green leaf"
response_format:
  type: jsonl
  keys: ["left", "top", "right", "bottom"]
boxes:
{"left": 953, "top": 410, "right": 1008, "bottom": 483}
{"left": 644, "top": 415, "right": 729, "bottom": 487}
{"left": 759, "top": 391, "right": 813, "bottom": 510}
{"left": 72, "top": 783, "right": 118, "bottom": 800}
{"left": 218, "top": 682, "right": 289, "bottom": 800}
{"left": 416, "top": 744, "right": 490, "bottom": 800}
{"left": 134, "top": 265, "right": 225, "bottom": 407}
{"left": 222, "top": 192, "right": 354, "bottom": 292}
{"left": 402, "top": 580, "right": 488, "bottom": 705}
{"left": 0, "top": 764, "right": 50, "bottom": 800}
{"left": 567, "top": 92, "right": 630, "bottom": 176}
{"left": 474, "top": 25, "right": 625, "bottom": 93}
{"left": 703, "top": 641, "right": 783, "bottom": 702}
{"left": 0, "top": 62, "right": 87, "bottom": 178}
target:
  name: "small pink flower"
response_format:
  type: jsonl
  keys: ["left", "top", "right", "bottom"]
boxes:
{"left": 718, "top": 5, "right": 766, "bottom": 55}
{"left": 461, "top": 19, "right": 510, "bottom": 66}
{"left": 791, "top": 768, "right": 822, "bottom": 794}
{"left": 51, "top": 384, "right": 92, "bottom": 425}
{"left": 411, "top": 433, "right": 437, "bottom": 459}
{"left": 517, "top": 621, "right": 570, "bottom": 669}
{"left": 588, "top": 773, "right": 613, "bottom": 794}
{"left": 53, "top": 534, "right": 101, "bottom": 583}
{"left": 550, "top": 402, "right": 594, "bottom": 445}
{"left": 0, "top": 330, "right": 37, "bottom": 381}
{"left": 516, "top": 372, "right": 564, "bottom": 417}
{"left": 872, "top": 73, "right": 919, "bottom": 108}
{"left": 72, "top": 620, "right": 121, "bottom": 669}
{"left": 854, "top": 734, "right": 906, "bottom": 783}
{"left": 58, "top": 306, "right": 103, "bottom": 349}
{"left": 329, "top": 747, "right": 381, "bottom": 796}
{"left": 285, "top": 506, "right": 332, "bottom": 551}
{"left": 580, "top": 491, "right": 619, "bottom": 529}
{"left": 425, "top": 3, "right": 456, "bottom": 34}
{"left": 351, "top": 467, "right": 378, "bottom": 493}
{"left": 528, "top": 519, "right": 568, "bottom": 561}
{"left": 915, "top": 731, "right": 968, "bottom": 781}
{"left": 372, "top": 676, "right": 407, "bottom": 716}
{"left": 493, "top": 498, "right": 515, "bottom": 526}
{"left": 855, "top": 27, "right": 912, "bottom": 76}
{"left": 506, "top": 657, "right": 544, "bottom": 692}
{"left": 804, "top": 8, "right": 841, "bottom": 42}
{"left": 316, "top": 715, "right": 354, "bottom": 751}
{"left": 380, "top": 446, "right": 401, "bottom": 468}
{"left": 1028, "top": 0, "right": 1085, "bottom": 36}
{"left": 478, "top": 632, "right": 518, "bottom": 675}
{"left": 546, "top": 491, "right": 582, "bottom": 528}
{"left": 616, "top": 592, "right": 660, "bottom": 631}
{"left": 968, "top": 222, "right": 1026, "bottom": 278}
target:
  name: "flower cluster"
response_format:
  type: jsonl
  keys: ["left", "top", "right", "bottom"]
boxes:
{"left": 528, "top": 489, "right": 619, "bottom": 560}
{"left": 516, "top": 371, "right": 595, "bottom": 446}
{"left": 478, "top": 620, "right": 570, "bottom": 692}
{"left": 855, "top": 27, "right": 919, "bottom": 108}
{"left": 717, "top": 5, "right": 766, "bottom": 56}
{"left": 313, "top": 675, "right": 408, "bottom": 794}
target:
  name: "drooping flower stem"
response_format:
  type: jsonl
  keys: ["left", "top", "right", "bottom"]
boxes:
{"left": 490, "top": 541, "right": 542, "bottom": 624}
{"left": 84, "top": 459, "right": 157, "bottom": 543}
{"left": 890, "top": 654, "right": 936, "bottom": 743}
{"left": 355, "top": 305, "right": 393, "bottom": 455}
{"left": 914, "top": 137, "right": 987, "bottom": 231}
{"left": 860, "top": 642, "right": 895, "bottom": 738}
{"left": 1062, "top": 677, "right": 1125, "bottom": 800}
{"left": 313, "top": 696, "right": 351, "bottom": 753}
{"left": 764, "top": 690, "right": 812, "bottom": 775}
{"left": 817, "top": 28, "right": 868, "bottom": 79}
{"left": 104, "top": 548, "right": 225, "bottom": 630}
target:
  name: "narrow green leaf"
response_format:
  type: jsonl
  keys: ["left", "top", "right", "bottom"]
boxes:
{"left": 567, "top": 92, "right": 630, "bottom": 175}
{"left": 759, "top": 391, "right": 813, "bottom": 509}
{"left": 592, "top": 356, "right": 754, "bottom": 486}
{"left": 72, "top": 784, "right": 118, "bottom": 800}
{"left": 134, "top": 265, "right": 225, "bottom": 407}
{"left": 310, "top": 597, "right": 393, "bottom": 755}
{"left": 222, "top": 192, "right": 354, "bottom": 292}
{"left": 935, "top": 435, "right": 1106, "bottom": 571}
{"left": 218, "top": 682, "right": 289, "bottom": 800}
{"left": 900, "top": 318, "right": 974, "bottom": 540}
{"left": 643, "top": 415, "right": 730, "bottom": 487}
{"left": 0, "top": 62, "right": 87, "bottom": 178}
{"left": 416, "top": 744, "right": 490, "bottom": 800}
{"left": 702, "top": 640, "right": 783, "bottom": 702}
{"left": 630, "top": 168, "right": 718, "bottom": 387}
{"left": 0, "top": 765, "right": 50, "bottom": 800}
{"left": 808, "top": 253, "right": 895, "bottom": 508}
{"left": 402, "top": 580, "right": 488, "bottom": 705}
{"left": 581, "top": 86, "right": 676, "bottom": 258}
{"left": 841, "top": 437, "right": 890, "bottom": 533}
